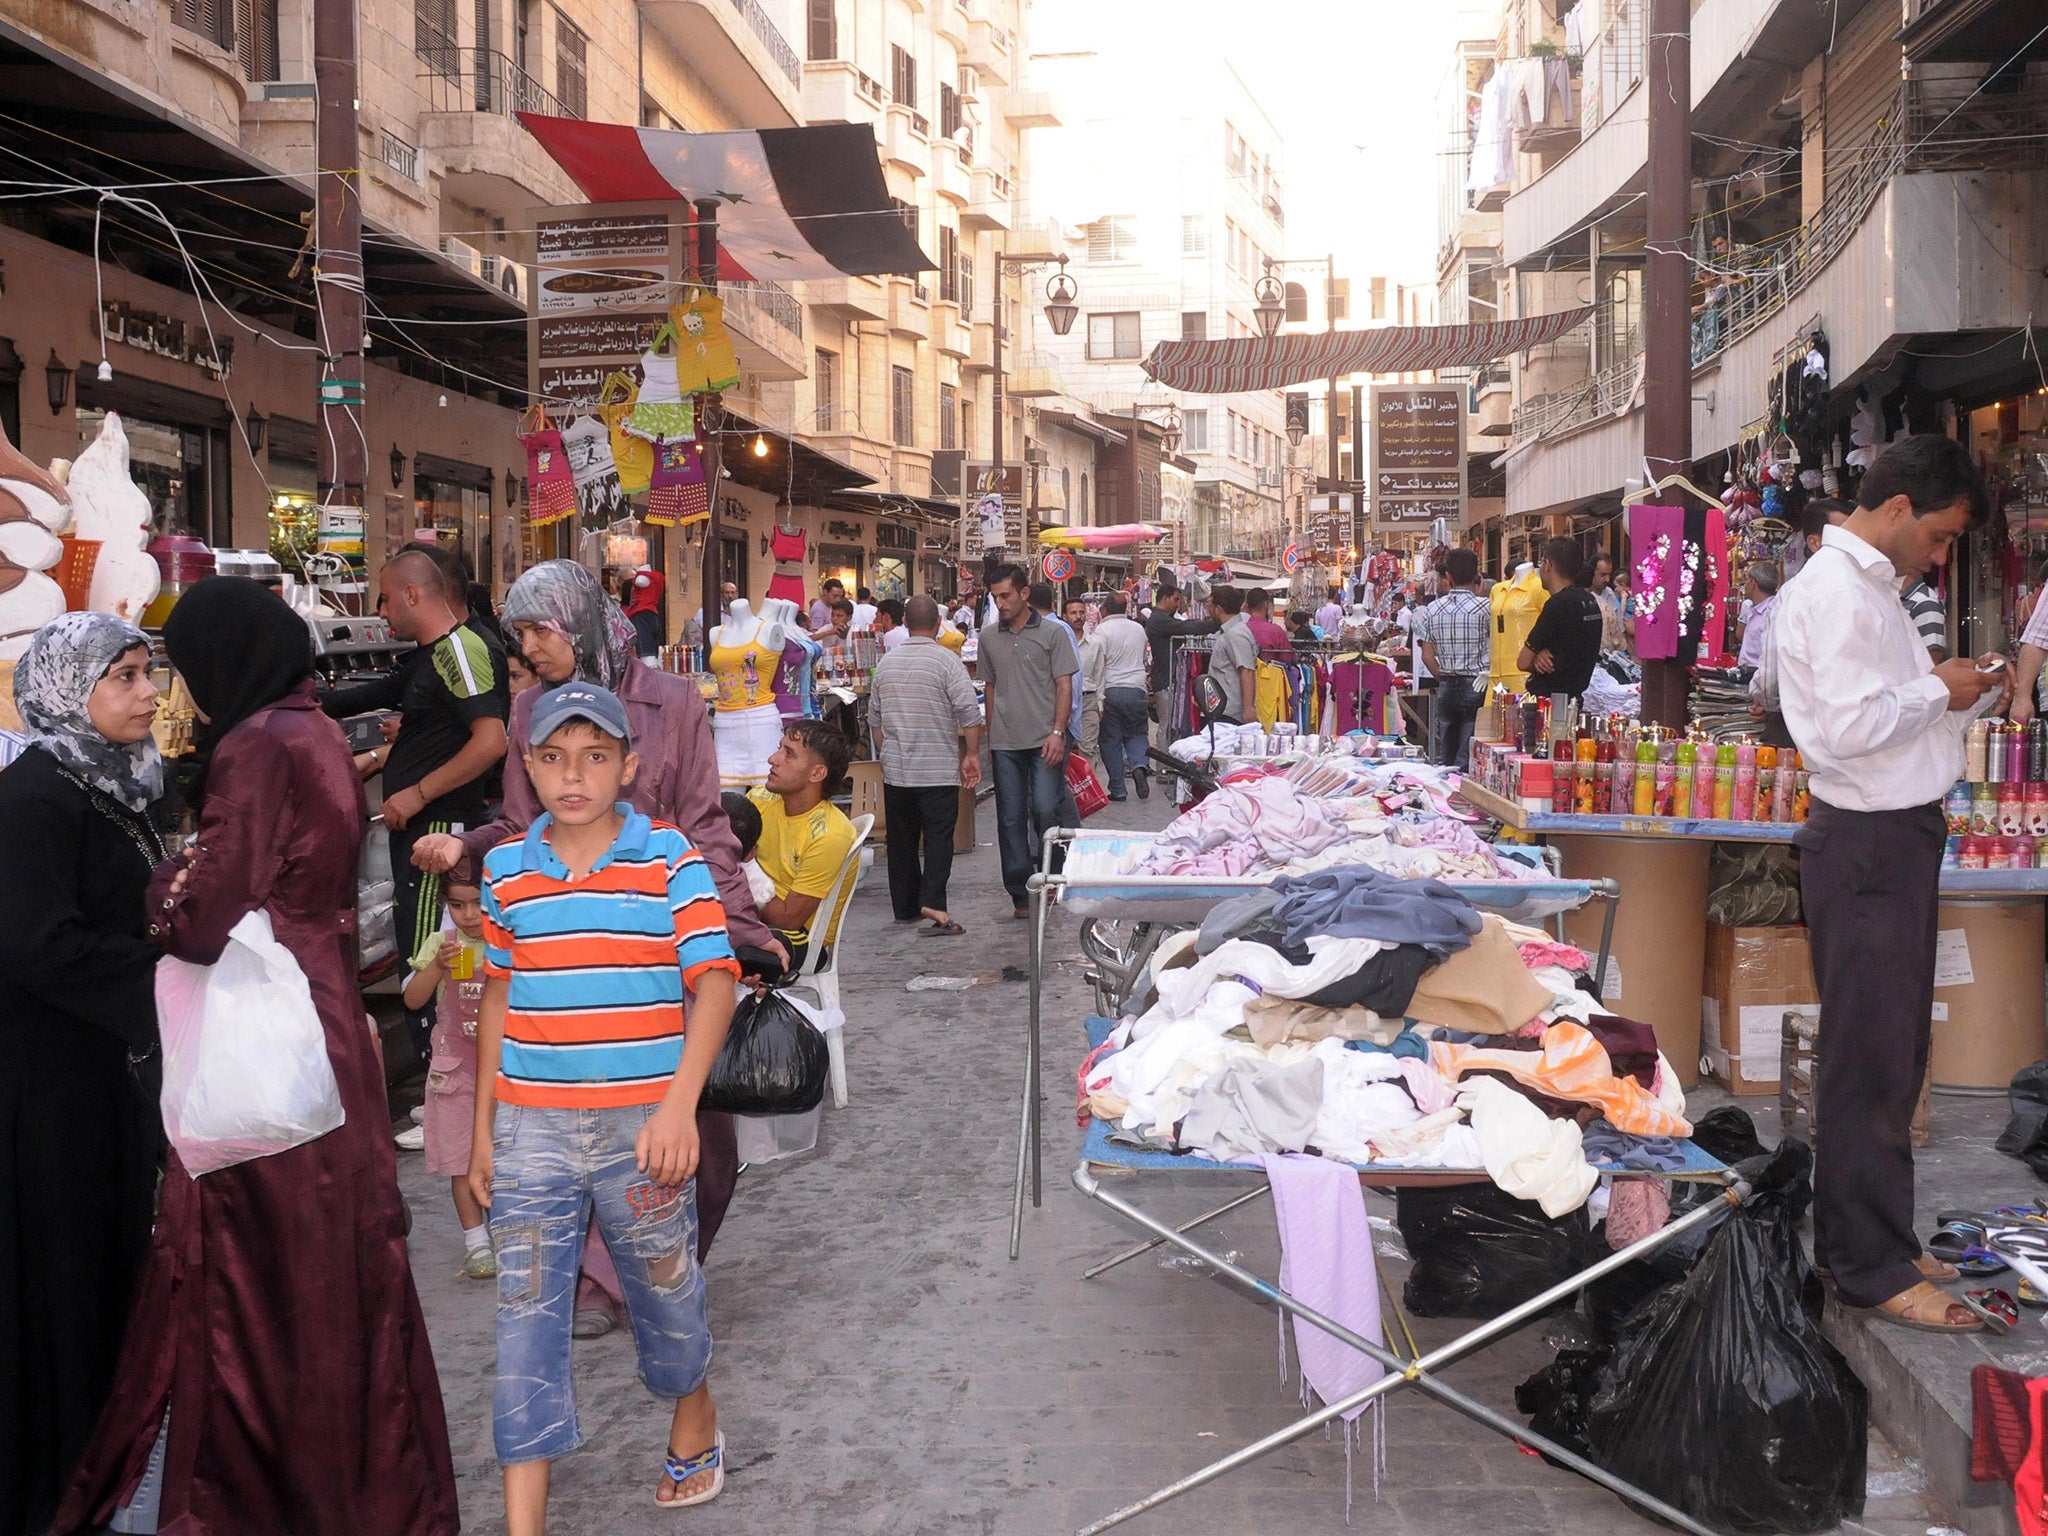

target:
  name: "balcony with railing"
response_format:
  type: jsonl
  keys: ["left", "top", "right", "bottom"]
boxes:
{"left": 416, "top": 47, "right": 577, "bottom": 221}
{"left": 801, "top": 59, "right": 887, "bottom": 123}
{"left": 963, "top": 163, "right": 1013, "bottom": 232}
{"left": 639, "top": 0, "right": 801, "bottom": 126}
{"left": 721, "top": 280, "right": 806, "bottom": 380}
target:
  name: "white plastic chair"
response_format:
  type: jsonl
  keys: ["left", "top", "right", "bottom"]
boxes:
{"left": 782, "top": 812, "right": 872, "bottom": 1109}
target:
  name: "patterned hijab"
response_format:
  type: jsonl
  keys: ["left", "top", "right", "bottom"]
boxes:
{"left": 12, "top": 611, "right": 166, "bottom": 812}
{"left": 499, "top": 559, "right": 636, "bottom": 689}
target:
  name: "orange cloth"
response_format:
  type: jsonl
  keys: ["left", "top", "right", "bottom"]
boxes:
{"left": 1431, "top": 1020, "right": 1692, "bottom": 1138}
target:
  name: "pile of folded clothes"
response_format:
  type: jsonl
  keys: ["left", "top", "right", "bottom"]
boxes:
{"left": 1078, "top": 867, "right": 1691, "bottom": 1218}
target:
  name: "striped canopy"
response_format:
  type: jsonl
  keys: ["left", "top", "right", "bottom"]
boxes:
{"left": 1140, "top": 309, "right": 1596, "bottom": 394}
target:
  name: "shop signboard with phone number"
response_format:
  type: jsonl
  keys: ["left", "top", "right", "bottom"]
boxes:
{"left": 1370, "top": 385, "right": 1465, "bottom": 534}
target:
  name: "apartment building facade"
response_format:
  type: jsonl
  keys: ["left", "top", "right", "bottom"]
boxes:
{"left": 1476, "top": 0, "right": 2048, "bottom": 630}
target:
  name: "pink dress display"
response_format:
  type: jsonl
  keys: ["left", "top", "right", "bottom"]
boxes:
{"left": 766, "top": 525, "right": 808, "bottom": 605}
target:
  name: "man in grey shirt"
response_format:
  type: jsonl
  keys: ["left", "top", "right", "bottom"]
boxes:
{"left": 871, "top": 594, "right": 983, "bottom": 935}
{"left": 1091, "top": 592, "right": 1153, "bottom": 800}
{"left": 1208, "top": 585, "right": 1258, "bottom": 724}
{"left": 978, "top": 562, "right": 1079, "bottom": 916}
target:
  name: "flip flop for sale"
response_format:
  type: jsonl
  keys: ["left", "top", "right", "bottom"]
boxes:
{"left": 1988, "top": 1227, "right": 2048, "bottom": 1301}
{"left": 1962, "top": 1288, "right": 2021, "bottom": 1336}
{"left": 1930, "top": 1222, "right": 2013, "bottom": 1276}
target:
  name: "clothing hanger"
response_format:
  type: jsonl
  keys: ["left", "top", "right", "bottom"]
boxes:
{"left": 1622, "top": 468, "right": 1731, "bottom": 512}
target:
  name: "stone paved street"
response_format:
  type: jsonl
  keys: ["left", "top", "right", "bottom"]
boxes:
{"left": 395, "top": 795, "right": 1939, "bottom": 1536}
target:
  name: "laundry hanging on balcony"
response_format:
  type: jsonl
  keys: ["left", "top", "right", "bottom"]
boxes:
{"left": 517, "top": 115, "right": 935, "bottom": 281}
{"left": 1139, "top": 308, "right": 1595, "bottom": 395}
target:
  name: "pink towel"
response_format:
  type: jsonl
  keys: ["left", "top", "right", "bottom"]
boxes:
{"left": 1262, "top": 1153, "right": 1389, "bottom": 1513}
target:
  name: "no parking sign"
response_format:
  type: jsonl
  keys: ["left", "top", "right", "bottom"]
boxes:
{"left": 1041, "top": 548, "right": 1075, "bottom": 583}
{"left": 1281, "top": 542, "right": 1302, "bottom": 573}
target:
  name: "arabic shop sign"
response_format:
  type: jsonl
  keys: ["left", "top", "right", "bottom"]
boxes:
{"left": 99, "top": 302, "right": 235, "bottom": 380}
{"left": 528, "top": 204, "right": 692, "bottom": 412}
{"left": 1369, "top": 385, "right": 1464, "bottom": 532}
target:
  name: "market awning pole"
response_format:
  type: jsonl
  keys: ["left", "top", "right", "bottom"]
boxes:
{"left": 313, "top": 0, "right": 365, "bottom": 582}
{"left": 696, "top": 199, "right": 722, "bottom": 628}
{"left": 1641, "top": 0, "right": 1693, "bottom": 730}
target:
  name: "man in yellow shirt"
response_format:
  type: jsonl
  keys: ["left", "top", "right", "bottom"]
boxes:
{"left": 747, "top": 719, "right": 859, "bottom": 971}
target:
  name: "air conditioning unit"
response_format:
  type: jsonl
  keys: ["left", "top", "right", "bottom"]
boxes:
{"left": 957, "top": 65, "right": 980, "bottom": 104}
{"left": 437, "top": 235, "right": 484, "bottom": 279}
{"left": 477, "top": 254, "right": 527, "bottom": 304}
{"left": 1024, "top": 446, "right": 1048, "bottom": 464}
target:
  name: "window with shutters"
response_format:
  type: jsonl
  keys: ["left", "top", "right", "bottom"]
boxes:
{"left": 890, "top": 197, "right": 918, "bottom": 239}
{"left": 939, "top": 82, "right": 961, "bottom": 140}
{"left": 1181, "top": 216, "right": 1206, "bottom": 255}
{"left": 938, "top": 226, "right": 960, "bottom": 304}
{"left": 414, "top": 0, "right": 456, "bottom": 73}
{"left": 1085, "top": 216, "right": 1137, "bottom": 264}
{"left": 173, "top": 0, "right": 234, "bottom": 50}
{"left": 1085, "top": 312, "right": 1141, "bottom": 361}
{"left": 1180, "top": 311, "right": 1206, "bottom": 341}
{"left": 554, "top": 9, "right": 587, "bottom": 118}
{"left": 957, "top": 252, "right": 975, "bottom": 320}
{"left": 1180, "top": 409, "right": 1208, "bottom": 452}
{"left": 237, "top": 0, "right": 279, "bottom": 78}
{"left": 890, "top": 366, "right": 915, "bottom": 447}
{"left": 814, "top": 349, "right": 838, "bottom": 430}
{"left": 891, "top": 45, "right": 917, "bottom": 109}
{"left": 807, "top": 0, "right": 836, "bottom": 59}
{"left": 938, "top": 383, "right": 957, "bottom": 450}
{"left": 960, "top": 399, "right": 974, "bottom": 456}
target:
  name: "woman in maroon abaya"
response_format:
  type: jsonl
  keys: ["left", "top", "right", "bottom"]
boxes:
{"left": 55, "top": 579, "right": 458, "bottom": 1536}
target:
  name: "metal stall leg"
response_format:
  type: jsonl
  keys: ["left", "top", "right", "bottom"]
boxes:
{"left": 1011, "top": 829, "right": 1071, "bottom": 1260}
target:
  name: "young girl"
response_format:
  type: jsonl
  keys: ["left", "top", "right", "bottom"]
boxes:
{"left": 402, "top": 862, "right": 496, "bottom": 1279}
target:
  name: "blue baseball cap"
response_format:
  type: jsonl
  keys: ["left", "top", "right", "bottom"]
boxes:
{"left": 527, "top": 682, "right": 631, "bottom": 749}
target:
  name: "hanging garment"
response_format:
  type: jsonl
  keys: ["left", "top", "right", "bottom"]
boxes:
{"left": 1466, "top": 70, "right": 1513, "bottom": 195}
{"left": 713, "top": 704, "right": 782, "bottom": 788}
{"left": 773, "top": 634, "right": 820, "bottom": 720}
{"left": 668, "top": 293, "right": 741, "bottom": 395}
{"left": 1627, "top": 502, "right": 1685, "bottom": 660}
{"left": 1253, "top": 659, "right": 1289, "bottom": 729}
{"left": 709, "top": 628, "right": 783, "bottom": 711}
{"left": 559, "top": 414, "right": 625, "bottom": 525}
{"left": 1261, "top": 1152, "right": 1387, "bottom": 1455}
{"left": 646, "top": 434, "right": 711, "bottom": 528}
{"left": 520, "top": 405, "right": 577, "bottom": 528}
{"left": 766, "top": 526, "right": 808, "bottom": 606}
{"left": 626, "top": 325, "right": 697, "bottom": 443}
{"left": 599, "top": 372, "right": 654, "bottom": 495}
{"left": 1327, "top": 658, "right": 1397, "bottom": 736}
{"left": 1487, "top": 568, "right": 1548, "bottom": 692}
{"left": 1543, "top": 57, "right": 1576, "bottom": 123}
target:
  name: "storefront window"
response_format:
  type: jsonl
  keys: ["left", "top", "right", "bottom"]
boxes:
{"left": 817, "top": 543, "right": 863, "bottom": 595}
{"left": 267, "top": 454, "right": 317, "bottom": 578}
{"left": 872, "top": 555, "right": 909, "bottom": 600}
{"left": 415, "top": 473, "right": 491, "bottom": 590}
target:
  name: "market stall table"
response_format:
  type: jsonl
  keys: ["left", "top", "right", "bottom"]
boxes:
{"left": 1065, "top": 1010, "right": 1742, "bottom": 1536}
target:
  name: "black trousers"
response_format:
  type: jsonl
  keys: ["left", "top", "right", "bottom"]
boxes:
{"left": 1795, "top": 798, "right": 1944, "bottom": 1308}
{"left": 884, "top": 782, "right": 960, "bottom": 920}
{"left": 388, "top": 819, "right": 451, "bottom": 1059}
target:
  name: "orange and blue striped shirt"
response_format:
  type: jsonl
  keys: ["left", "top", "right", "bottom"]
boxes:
{"left": 480, "top": 807, "right": 742, "bottom": 1109}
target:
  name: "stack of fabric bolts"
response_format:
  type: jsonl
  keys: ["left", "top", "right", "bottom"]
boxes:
{"left": 1947, "top": 717, "right": 2048, "bottom": 868}
{"left": 1079, "top": 867, "right": 1692, "bottom": 1219}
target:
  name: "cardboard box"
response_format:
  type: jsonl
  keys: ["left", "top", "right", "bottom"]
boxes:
{"left": 1701, "top": 922, "right": 1818, "bottom": 1094}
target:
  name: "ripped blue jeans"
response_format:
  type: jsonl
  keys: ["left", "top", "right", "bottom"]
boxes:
{"left": 488, "top": 1103, "right": 712, "bottom": 1464}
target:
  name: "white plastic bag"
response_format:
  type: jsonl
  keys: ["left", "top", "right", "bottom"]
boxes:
{"left": 155, "top": 911, "right": 346, "bottom": 1175}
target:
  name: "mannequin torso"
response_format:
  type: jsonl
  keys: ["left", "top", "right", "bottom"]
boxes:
{"left": 709, "top": 599, "right": 787, "bottom": 711}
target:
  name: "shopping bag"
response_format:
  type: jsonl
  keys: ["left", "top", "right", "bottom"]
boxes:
{"left": 154, "top": 911, "right": 345, "bottom": 1175}
{"left": 702, "top": 986, "right": 830, "bottom": 1116}
{"left": 520, "top": 404, "right": 577, "bottom": 528}
{"left": 669, "top": 292, "right": 740, "bottom": 395}
{"left": 1064, "top": 748, "right": 1108, "bottom": 819}
{"left": 599, "top": 372, "right": 654, "bottom": 495}
{"left": 560, "top": 414, "right": 625, "bottom": 525}
{"left": 646, "top": 434, "right": 710, "bottom": 529}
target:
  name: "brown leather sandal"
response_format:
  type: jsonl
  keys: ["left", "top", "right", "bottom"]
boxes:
{"left": 1917, "top": 1251, "right": 1962, "bottom": 1283}
{"left": 1868, "top": 1281, "right": 1984, "bottom": 1334}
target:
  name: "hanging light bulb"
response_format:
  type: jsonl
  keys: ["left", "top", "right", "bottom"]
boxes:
{"left": 753, "top": 434, "right": 769, "bottom": 458}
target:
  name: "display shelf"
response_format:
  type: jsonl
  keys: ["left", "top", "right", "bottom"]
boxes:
{"left": 1455, "top": 777, "right": 1798, "bottom": 843}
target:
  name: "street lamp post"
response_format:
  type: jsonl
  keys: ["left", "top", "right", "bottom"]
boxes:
{"left": 987, "top": 250, "right": 1077, "bottom": 571}
{"left": 1262, "top": 253, "right": 1346, "bottom": 568}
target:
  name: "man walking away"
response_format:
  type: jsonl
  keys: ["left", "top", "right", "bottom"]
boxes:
{"left": 1516, "top": 538, "right": 1604, "bottom": 705}
{"left": 978, "top": 564, "right": 1078, "bottom": 918}
{"left": 1777, "top": 434, "right": 2005, "bottom": 1334}
{"left": 1208, "top": 585, "right": 1258, "bottom": 725}
{"left": 325, "top": 546, "right": 506, "bottom": 1060}
{"left": 1415, "top": 547, "right": 1490, "bottom": 769}
{"left": 1590, "top": 555, "right": 1625, "bottom": 654}
{"left": 1092, "top": 593, "right": 1153, "bottom": 800}
{"left": 870, "top": 595, "right": 983, "bottom": 934}
{"left": 1315, "top": 586, "right": 1345, "bottom": 638}
{"left": 1064, "top": 597, "right": 1106, "bottom": 775}
{"left": 1144, "top": 586, "right": 1218, "bottom": 742}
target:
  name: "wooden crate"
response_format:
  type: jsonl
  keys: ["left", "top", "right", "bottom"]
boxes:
{"left": 847, "top": 759, "right": 885, "bottom": 840}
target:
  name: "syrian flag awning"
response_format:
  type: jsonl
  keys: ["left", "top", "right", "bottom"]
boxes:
{"left": 518, "top": 115, "right": 935, "bottom": 282}
{"left": 1140, "top": 308, "right": 1596, "bottom": 394}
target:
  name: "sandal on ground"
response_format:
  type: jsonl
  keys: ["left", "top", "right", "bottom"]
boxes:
{"left": 657, "top": 1431, "right": 724, "bottom": 1509}
{"left": 1962, "top": 1288, "right": 2020, "bottom": 1335}
{"left": 1865, "top": 1281, "right": 1984, "bottom": 1334}
{"left": 1928, "top": 1222, "right": 2011, "bottom": 1276}
{"left": 920, "top": 919, "right": 966, "bottom": 937}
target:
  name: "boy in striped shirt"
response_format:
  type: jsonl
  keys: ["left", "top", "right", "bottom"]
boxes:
{"left": 469, "top": 681, "right": 741, "bottom": 1523}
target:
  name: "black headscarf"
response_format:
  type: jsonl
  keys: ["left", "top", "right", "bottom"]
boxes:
{"left": 162, "top": 577, "right": 315, "bottom": 800}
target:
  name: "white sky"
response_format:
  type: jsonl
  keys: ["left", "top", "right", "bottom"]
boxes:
{"left": 1030, "top": 0, "right": 1478, "bottom": 294}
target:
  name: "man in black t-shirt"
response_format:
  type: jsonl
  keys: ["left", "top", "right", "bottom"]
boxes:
{"left": 1518, "top": 537, "right": 1605, "bottom": 700}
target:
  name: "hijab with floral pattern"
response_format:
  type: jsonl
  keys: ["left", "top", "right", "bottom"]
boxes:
{"left": 498, "top": 559, "right": 637, "bottom": 689}
{"left": 12, "top": 611, "right": 165, "bottom": 812}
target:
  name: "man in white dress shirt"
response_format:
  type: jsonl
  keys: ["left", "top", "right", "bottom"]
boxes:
{"left": 1776, "top": 435, "right": 2006, "bottom": 1333}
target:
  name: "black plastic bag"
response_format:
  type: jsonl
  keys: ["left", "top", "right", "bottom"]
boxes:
{"left": 1998, "top": 1061, "right": 2048, "bottom": 1178}
{"left": 702, "top": 988, "right": 829, "bottom": 1116}
{"left": 1396, "top": 1184, "right": 1591, "bottom": 1318}
{"left": 1515, "top": 1347, "right": 1610, "bottom": 1464}
{"left": 1583, "top": 1140, "right": 1867, "bottom": 1534}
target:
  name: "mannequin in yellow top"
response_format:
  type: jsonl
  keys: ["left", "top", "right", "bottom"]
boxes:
{"left": 1488, "top": 562, "right": 1549, "bottom": 693}
{"left": 709, "top": 598, "right": 789, "bottom": 785}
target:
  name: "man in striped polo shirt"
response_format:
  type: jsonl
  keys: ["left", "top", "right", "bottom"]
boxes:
{"left": 471, "top": 680, "right": 740, "bottom": 1519}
